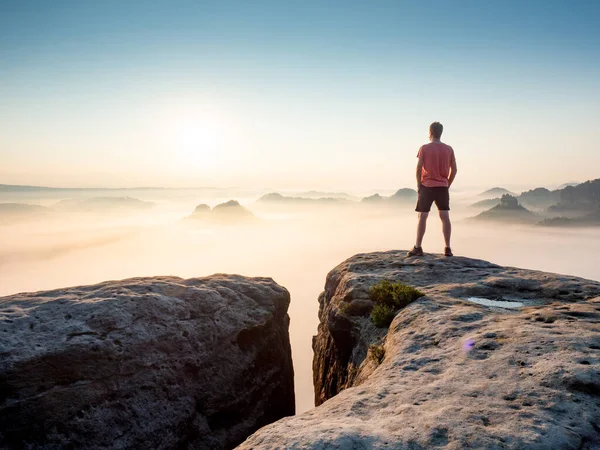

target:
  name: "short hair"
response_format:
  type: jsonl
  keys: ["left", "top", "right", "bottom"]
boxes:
{"left": 429, "top": 122, "right": 443, "bottom": 139}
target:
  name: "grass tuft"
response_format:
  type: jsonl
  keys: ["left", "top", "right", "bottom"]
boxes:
{"left": 369, "top": 344, "right": 386, "bottom": 364}
{"left": 371, "top": 304, "right": 396, "bottom": 327}
{"left": 369, "top": 280, "right": 424, "bottom": 327}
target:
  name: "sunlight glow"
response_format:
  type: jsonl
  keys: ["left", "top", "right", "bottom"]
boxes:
{"left": 160, "top": 109, "right": 225, "bottom": 168}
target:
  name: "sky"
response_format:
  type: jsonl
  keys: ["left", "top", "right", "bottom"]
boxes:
{"left": 1, "top": 0, "right": 599, "bottom": 190}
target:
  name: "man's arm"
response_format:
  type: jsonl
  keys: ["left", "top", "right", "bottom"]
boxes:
{"left": 448, "top": 153, "right": 458, "bottom": 187}
{"left": 416, "top": 155, "right": 424, "bottom": 190}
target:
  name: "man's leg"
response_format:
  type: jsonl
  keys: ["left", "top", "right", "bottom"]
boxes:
{"left": 416, "top": 212, "right": 429, "bottom": 248}
{"left": 439, "top": 210, "right": 451, "bottom": 248}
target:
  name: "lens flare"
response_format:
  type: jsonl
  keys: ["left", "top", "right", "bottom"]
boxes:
{"left": 463, "top": 338, "right": 475, "bottom": 352}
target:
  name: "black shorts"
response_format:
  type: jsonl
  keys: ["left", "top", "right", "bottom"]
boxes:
{"left": 415, "top": 186, "right": 450, "bottom": 212}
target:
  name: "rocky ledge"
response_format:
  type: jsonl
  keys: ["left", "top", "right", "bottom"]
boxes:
{"left": 239, "top": 251, "right": 600, "bottom": 449}
{"left": 0, "top": 275, "right": 294, "bottom": 449}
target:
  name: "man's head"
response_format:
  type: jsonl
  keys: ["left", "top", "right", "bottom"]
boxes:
{"left": 429, "top": 122, "right": 443, "bottom": 140}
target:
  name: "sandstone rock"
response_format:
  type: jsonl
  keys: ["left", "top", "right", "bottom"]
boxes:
{"left": 239, "top": 251, "right": 600, "bottom": 449}
{"left": 388, "top": 188, "right": 417, "bottom": 204}
{"left": 360, "top": 189, "right": 417, "bottom": 206}
{"left": 192, "top": 203, "right": 211, "bottom": 215}
{"left": 186, "top": 200, "right": 256, "bottom": 224}
{"left": 0, "top": 275, "right": 295, "bottom": 449}
{"left": 472, "top": 195, "right": 537, "bottom": 224}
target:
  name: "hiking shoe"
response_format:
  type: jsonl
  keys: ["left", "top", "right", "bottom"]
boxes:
{"left": 444, "top": 247, "right": 453, "bottom": 257}
{"left": 407, "top": 246, "right": 424, "bottom": 257}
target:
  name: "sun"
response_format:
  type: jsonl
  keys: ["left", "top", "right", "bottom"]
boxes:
{"left": 177, "top": 121, "right": 218, "bottom": 150}
{"left": 159, "top": 109, "right": 224, "bottom": 168}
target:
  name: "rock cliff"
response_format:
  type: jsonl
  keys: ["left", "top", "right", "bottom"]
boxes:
{"left": 239, "top": 251, "right": 600, "bottom": 449}
{"left": 0, "top": 275, "right": 294, "bottom": 449}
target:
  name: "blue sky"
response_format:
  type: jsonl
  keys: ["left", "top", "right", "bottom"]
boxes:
{"left": 1, "top": 0, "right": 599, "bottom": 189}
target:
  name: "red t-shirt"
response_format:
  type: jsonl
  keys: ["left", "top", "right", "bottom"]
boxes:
{"left": 417, "top": 142, "right": 455, "bottom": 188}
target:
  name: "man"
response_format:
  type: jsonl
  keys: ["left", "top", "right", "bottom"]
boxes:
{"left": 407, "top": 122, "right": 457, "bottom": 257}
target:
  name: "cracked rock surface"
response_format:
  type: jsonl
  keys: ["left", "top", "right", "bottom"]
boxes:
{"left": 239, "top": 251, "right": 600, "bottom": 449}
{"left": 0, "top": 275, "right": 294, "bottom": 449}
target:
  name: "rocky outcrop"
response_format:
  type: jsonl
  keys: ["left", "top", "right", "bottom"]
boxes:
{"left": 360, "top": 189, "right": 417, "bottom": 206}
{"left": 388, "top": 188, "right": 417, "bottom": 204}
{"left": 0, "top": 275, "right": 294, "bottom": 449}
{"left": 186, "top": 200, "right": 256, "bottom": 224}
{"left": 472, "top": 194, "right": 537, "bottom": 223}
{"left": 239, "top": 251, "right": 600, "bottom": 449}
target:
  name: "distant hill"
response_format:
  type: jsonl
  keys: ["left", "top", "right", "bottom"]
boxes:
{"left": 53, "top": 197, "right": 154, "bottom": 212}
{"left": 361, "top": 193, "right": 385, "bottom": 203}
{"left": 186, "top": 200, "right": 255, "bottom": 224}
{"left": 477, "top": 187, "right": 516, "bottom": 198}
{"left": 471, "top": 195, "right": 537, "bottom": 224}
{"left": 257, "top": 193, "right": 348, "bottom": 205}
{"left": 539, "top": 209, "right": 600, "bottom": 227}
{"left": 547, "top": 178, "right": 600, "bottom": 216}
{"left": 361, "top": 188, "right": 417, "bottom": 206}
{"left": 517, "top": 187, "right": 560, "bottom": 210}
{"left": 0, "top": 203, "right": 52, "bottom": 223}
{"left": 556, "top": 182, "right": 581, "bottom": 190}
{"left": 469, "top": 198, "right": 502, "bottom": 209}
{"left": 295, "top": 191, "right": 355, "bottom": 200}
{"left": 389, "top": 188, "right": 418, "bottom": 203}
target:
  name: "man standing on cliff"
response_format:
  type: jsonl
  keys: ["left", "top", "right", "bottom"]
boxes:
{"left": 407, "top": 122, "right": 458, "bottom": 257}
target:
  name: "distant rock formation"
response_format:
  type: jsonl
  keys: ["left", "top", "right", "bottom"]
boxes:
{"left": 0, "top": 275, "right": 295, "bottom": 449}
{"left": 477, "top": 187, "right": 516, "bottom": 198}
{"left": 360, "top": 193, "right": 385, "bottom": 203}
{"left": 212, "top": 200, "right": 253, "bottom": 216}
{"left": 472, "top": 194, "right": 537, "bottom": 223}
{"left": 388, "top": 188, "right": 418, "bottom": 204}
{"left": 186, "top": 200, "right": 255, "bottom": 224}
{"left": 239, "top": 251, "right": 600, "bottom": 449}
{"left": 360, "top": 188, "right": 417, "bottom": 206}
{"left": 54, "top": 196, "right": 155, "bottom": 213}
{"left": 192, "top": 203, "right": 211, "bottom": 214}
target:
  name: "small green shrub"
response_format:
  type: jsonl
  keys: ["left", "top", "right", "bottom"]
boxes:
{"left": 338, "top": 302, "right": 350, "bottom": 314}
{"left": 369, "top": 280, "right": 424, "bottom": 327}
{"left": 369, "top": 344, "right": 385, "bottom": 364}
{"left": 371, "top": 304, "right": 395, "bottom": 327}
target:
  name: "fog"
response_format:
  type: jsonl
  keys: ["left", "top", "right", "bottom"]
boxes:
{"left": 2, "top": 188, "right": 600, "bottom": 413}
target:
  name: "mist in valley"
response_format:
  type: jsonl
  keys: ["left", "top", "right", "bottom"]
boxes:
{"left": 2, "top": 186, "right": 600, "bottom": 414}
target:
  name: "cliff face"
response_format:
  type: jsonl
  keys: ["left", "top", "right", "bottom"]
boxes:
{"left": 0, "top": 275, "right": 294, "bottom": 450}
{"left": 240, "top": 251, "right": 600, "bottom": 449}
